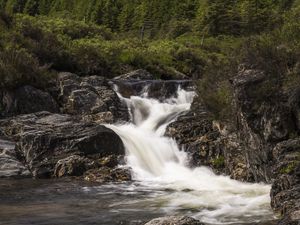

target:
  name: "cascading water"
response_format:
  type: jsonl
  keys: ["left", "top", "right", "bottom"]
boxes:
{"left": 106, "top": 87, "right": 274, "bottom": 224}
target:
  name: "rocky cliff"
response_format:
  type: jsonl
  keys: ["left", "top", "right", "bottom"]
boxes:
{"left": 166, "top": 68, "right": 300, "bottom": 225}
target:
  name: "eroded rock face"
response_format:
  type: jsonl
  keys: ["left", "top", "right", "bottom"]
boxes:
{"left": 0, "top": 137, "right": 31, "bottom": 178}
{"left": 0, "top": 112, "right": 125, "bottom": 178}
{"left": 144, "top": 216, "right": 204, "bottom": 225}
{"left": 166, "top": 67, "right": 300, "bottom": 225}
{"left": 271, "top": 138, "right": 300, "bottom": 225}
{"left": 165, "top": 99, "right": 224, "bottom": 172}
{"left": 166, "top": 99, "right": 249, "bottom": 180}
{"left": 232, "top": 69, "right": 296, "bottom": 183}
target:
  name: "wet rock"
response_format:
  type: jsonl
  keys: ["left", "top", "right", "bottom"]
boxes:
{"left": 56, "top": 72, "right": 129, "bottom": 122}
{"left": 271, "top": 138, "right": 300, "bottom": 225}
{"left": 0, "top": 85, "right": 59, "bottom": 118}
{"left": 84, "top": 167, "right": 131, "bottom": 183}
{"left": 144, "top": 216, "right": 204, "bottom": 225}
{"left": 232, "top": 69, "right": 296, "bottom": 182}
{"left": 0, "top": 137, "right": 31, "bottom": 178}
{"left": 0, "top": 112, "right": 125, "bottom": 178}
{"left": 54, "top": 155, "right": 93, "bottom": 177}
{"left": 114, "top": 69, "right": 154, "bottom": 80}
{"left": 165, "top": 98, "right": 227, "bottom": 175}
{"left": 113, "top": 79, "right": 194, "bottom": 100}
{"left": 97, "top": 155, "right": 124, "bottom": 168}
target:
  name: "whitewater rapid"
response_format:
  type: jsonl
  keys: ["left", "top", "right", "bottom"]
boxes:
{"left": 106, "top": 87, "right": 274, "bottom": 224}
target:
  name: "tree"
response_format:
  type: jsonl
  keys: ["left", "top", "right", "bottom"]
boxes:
{"left": 24, "top": 0, "right": 39, "bottom": 16}
{"left": 5, "top": 0, "right": 26, "bottom": 13}
{"left": 200, "top": 0, "right": 241, "bottom": 36}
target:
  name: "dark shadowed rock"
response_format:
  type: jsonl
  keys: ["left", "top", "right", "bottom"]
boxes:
{"left": 271, "top": 138, "right": 300, "bottom": 225}
{"left": 232, "top": 69, "right": 295, "bottom": 183}
{"left": 114, "top": 69, "right": 154, "bottom": 80}
{"left": 0, "top": 85, "right": 59, "bottom": 118}
{"left": 166, "top": 67, "right": 300, "bottom": 224}
{"left": 112, "top": 80, "right": 194, "bottom": 100}
{"left": 144, "top": 216, "right": 204, "bottom": 225}
{"left": 0, "top": 112, "right": 125, "bottom": 178}
{"left": 0, "top": 137, "right": 31, "bottom": 178}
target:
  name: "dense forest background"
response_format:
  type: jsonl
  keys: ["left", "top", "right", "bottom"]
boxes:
{"left": 0, "top": 0, "right": 300, "bottom": 118}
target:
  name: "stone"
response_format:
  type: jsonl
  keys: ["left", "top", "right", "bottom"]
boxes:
{"left": 0, "top": 85, "right": 59, "bottom": 118}
{"left": 56, "top": 72, "right": 129, "bottom": 122}
{"left": 54, "top": 155, "right": 93, "bottom": 177}
{"left": 271, "top": 138, "right": 300, "bottom": 225}
{"left": 144, "top": 216, "right": 204, "bottom": 225}
{"left": 84, "top": 167, "right": 131, "bottom": 183}
{"left": 0, "top": 137, "right": 31, "bottom": 178}
{"left": 114, "top": 69, "right": 154, "bottom": 80}
{"left": 0, "top": 112, "right": 125, "bottom": 178}
{"left": 112, "top": 79, "right": 194, "bottom": 100}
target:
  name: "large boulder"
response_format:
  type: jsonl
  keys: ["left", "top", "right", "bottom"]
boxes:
{"left": 144, "top": 216, "right": 204, "bottom": 225}
{"left": 0, "top": 112, "right": 125, "bottom": 178}
{"left": 0, "top": 137, "right": 31, "bottom": 178}
{"left": 0, "top": 85, "right": 59, "bottom": 118}
{"left": 56, "top": 72, "right": 129, "bottom": 123}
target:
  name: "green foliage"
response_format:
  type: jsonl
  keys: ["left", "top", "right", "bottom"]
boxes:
{"left": 0, "top": 46, "right": 53, "bottom": 88}
{"left": 211, "top": 156, "right": 225, "bottom": 168}
{"left": 0, "top": 0, "right": 299, "bottom": 113}
{"left": 280, "top": 162, "right": 297, "bottom": 174}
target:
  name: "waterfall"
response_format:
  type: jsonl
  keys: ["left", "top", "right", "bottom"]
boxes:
{"left": 106, "top": 87, "right": 273, "bottom": 224}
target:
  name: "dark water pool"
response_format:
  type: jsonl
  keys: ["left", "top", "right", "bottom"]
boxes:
{"left": 0, "top": 179, "right": 276, "bottom": 225}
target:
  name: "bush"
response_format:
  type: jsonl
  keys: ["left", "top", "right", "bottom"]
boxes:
{"left": 0, "top": 46, "right": 53, "bottom": 88}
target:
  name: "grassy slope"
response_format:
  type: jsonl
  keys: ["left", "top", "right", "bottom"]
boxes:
{"left": 0, "top": 1, "right": 299, "bottom": 119}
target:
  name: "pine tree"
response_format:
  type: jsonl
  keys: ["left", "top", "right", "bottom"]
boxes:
{"left": 201, "top": 0, "right": 241, "bottom": 35}
{"left": 24, "top": 0, "right": 39, "bottom": 15}
{"left": 5, "top": 0, "right": 26, "bottom": 13}
{"left": 38, "top": 0, "right": 54, "bottom": 15}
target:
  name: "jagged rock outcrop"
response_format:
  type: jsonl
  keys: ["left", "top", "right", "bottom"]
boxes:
{"left": 55, "top": 72, "right": 129, "bottom": 123}
{"left": 0, "top": 112, "right": 125, "bottom": 178}
{"left": 232, "top": 69, "right": 299, "bottom": 224}
{"left": 232, "top": 69, "right": 296, "bottom": 182}
{"left": 166, "top": 97, "right": 248, "bottom": 180}
{"left": 271, "top": 138, "right": 300, "bottom": 225}
{"left": 166, "top": 68, "right": 300, "bottom": 224}
{"left": 165, "top": 98, "right": 225, "bottom": 172}
{"left": 144, "top": 216, "right": 204, "bottom": 225}
{"left": 0, "top": 73, "right": 129, "bottom": 123}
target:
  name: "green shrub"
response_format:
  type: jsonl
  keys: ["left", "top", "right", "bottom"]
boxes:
{"left": 0, "top": 46, "right": 53, "bottom": 88}
{"left": 69, "top": 39, "right": 111, "bottom": 76}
